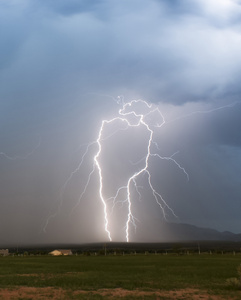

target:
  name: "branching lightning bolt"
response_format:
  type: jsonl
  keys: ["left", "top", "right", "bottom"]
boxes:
{"left": 48, "top": 99, "right": 188, "bottom": 242}
{"left": 41, "top": 98, "right": 241, "bottom": 241}
{"left": 113, "top": 100, "right": 189, "bottom": 241}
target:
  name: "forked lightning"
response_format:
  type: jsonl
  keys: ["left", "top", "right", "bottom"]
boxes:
{"left": 59, "top": 99, "right": 189, "bottom": 242}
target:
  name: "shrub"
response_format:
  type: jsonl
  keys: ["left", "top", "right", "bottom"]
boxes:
{"left": 226, "top": 264, "right": 241, "bottom": 289}
{"left": 226, "top": 277, "right": 240, "bottom": 288}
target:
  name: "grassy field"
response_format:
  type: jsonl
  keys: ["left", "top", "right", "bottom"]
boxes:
{"left": 0, "top": 254, "right": 241, "bottom": 299}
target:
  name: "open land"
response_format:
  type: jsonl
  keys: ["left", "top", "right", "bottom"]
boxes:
{"left": 0, "top": 245, "right": 241, "bottom": 299}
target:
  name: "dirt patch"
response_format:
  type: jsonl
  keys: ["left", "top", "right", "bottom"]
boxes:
{"left": 0, "top": 287, "right": 66, "bottom": 299}
{"left": 89, "top": 288, "right": 229, "bottom": 299}
{"left": 0, "top": 287, "right": 238, "bottom": 299}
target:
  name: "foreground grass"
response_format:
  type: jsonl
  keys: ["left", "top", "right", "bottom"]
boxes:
{"left": 0, "top": 254, "right": 241, "bottom": 299}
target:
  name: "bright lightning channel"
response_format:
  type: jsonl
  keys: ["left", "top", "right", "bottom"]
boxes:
{"left": 42, "top": 98, "right": 241, "bottom": 241}
{"left": 52, "top": 99, "right": 189, "bottom": 242}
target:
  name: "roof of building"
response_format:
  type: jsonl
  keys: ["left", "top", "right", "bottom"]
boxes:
{"left": 0, "top": 249, "right": 9, "bottom": 255}
{"left": 49, "top": 249, "right": 72, "bottom": 255}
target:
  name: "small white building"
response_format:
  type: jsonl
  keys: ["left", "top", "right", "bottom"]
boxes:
{"left": 49, "top": 249, "right": 72, "bottom": 256}
{"left": 0, "top": 249, "right": 9, "bottom": 256}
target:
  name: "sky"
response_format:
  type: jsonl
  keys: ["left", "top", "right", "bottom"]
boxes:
{"left": 1, "top": 0, "right": 241, "bottom": 245}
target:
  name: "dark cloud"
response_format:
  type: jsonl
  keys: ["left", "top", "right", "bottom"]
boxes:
{"left": 2, "top": 0, "right": 241, "bottom": 104}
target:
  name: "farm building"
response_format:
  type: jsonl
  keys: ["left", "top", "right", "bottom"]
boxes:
{"left": 0, "top": 249, "right": 9, "bottom": 256}
{"left": 49, "top": 249, "right": 72, "bottom": 256}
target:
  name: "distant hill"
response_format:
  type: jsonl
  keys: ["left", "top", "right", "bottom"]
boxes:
{"left": 158, "top": 222, "right": 241, "bottom": 242}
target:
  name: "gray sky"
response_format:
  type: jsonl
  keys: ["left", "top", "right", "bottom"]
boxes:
{"left": 1, "top": 0, "right": 241, "bottom": 245}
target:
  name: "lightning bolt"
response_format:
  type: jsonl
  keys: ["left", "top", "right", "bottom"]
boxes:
{"left": 62, "top": 99, "right": 188, "bottom": 242}
{"left": 113, "top": 100, "right": 188, "bottom": 241}
{"left": 41, "top": 98, "right": 241, "bottom": 241}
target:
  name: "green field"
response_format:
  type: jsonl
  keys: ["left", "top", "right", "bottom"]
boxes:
{"left": 0, "top": 254, "right": 241, "bottom": 299}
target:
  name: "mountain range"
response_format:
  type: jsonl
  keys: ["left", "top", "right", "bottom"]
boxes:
{"left": 158, "top": 222, "right": 241, "bottom": 242}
